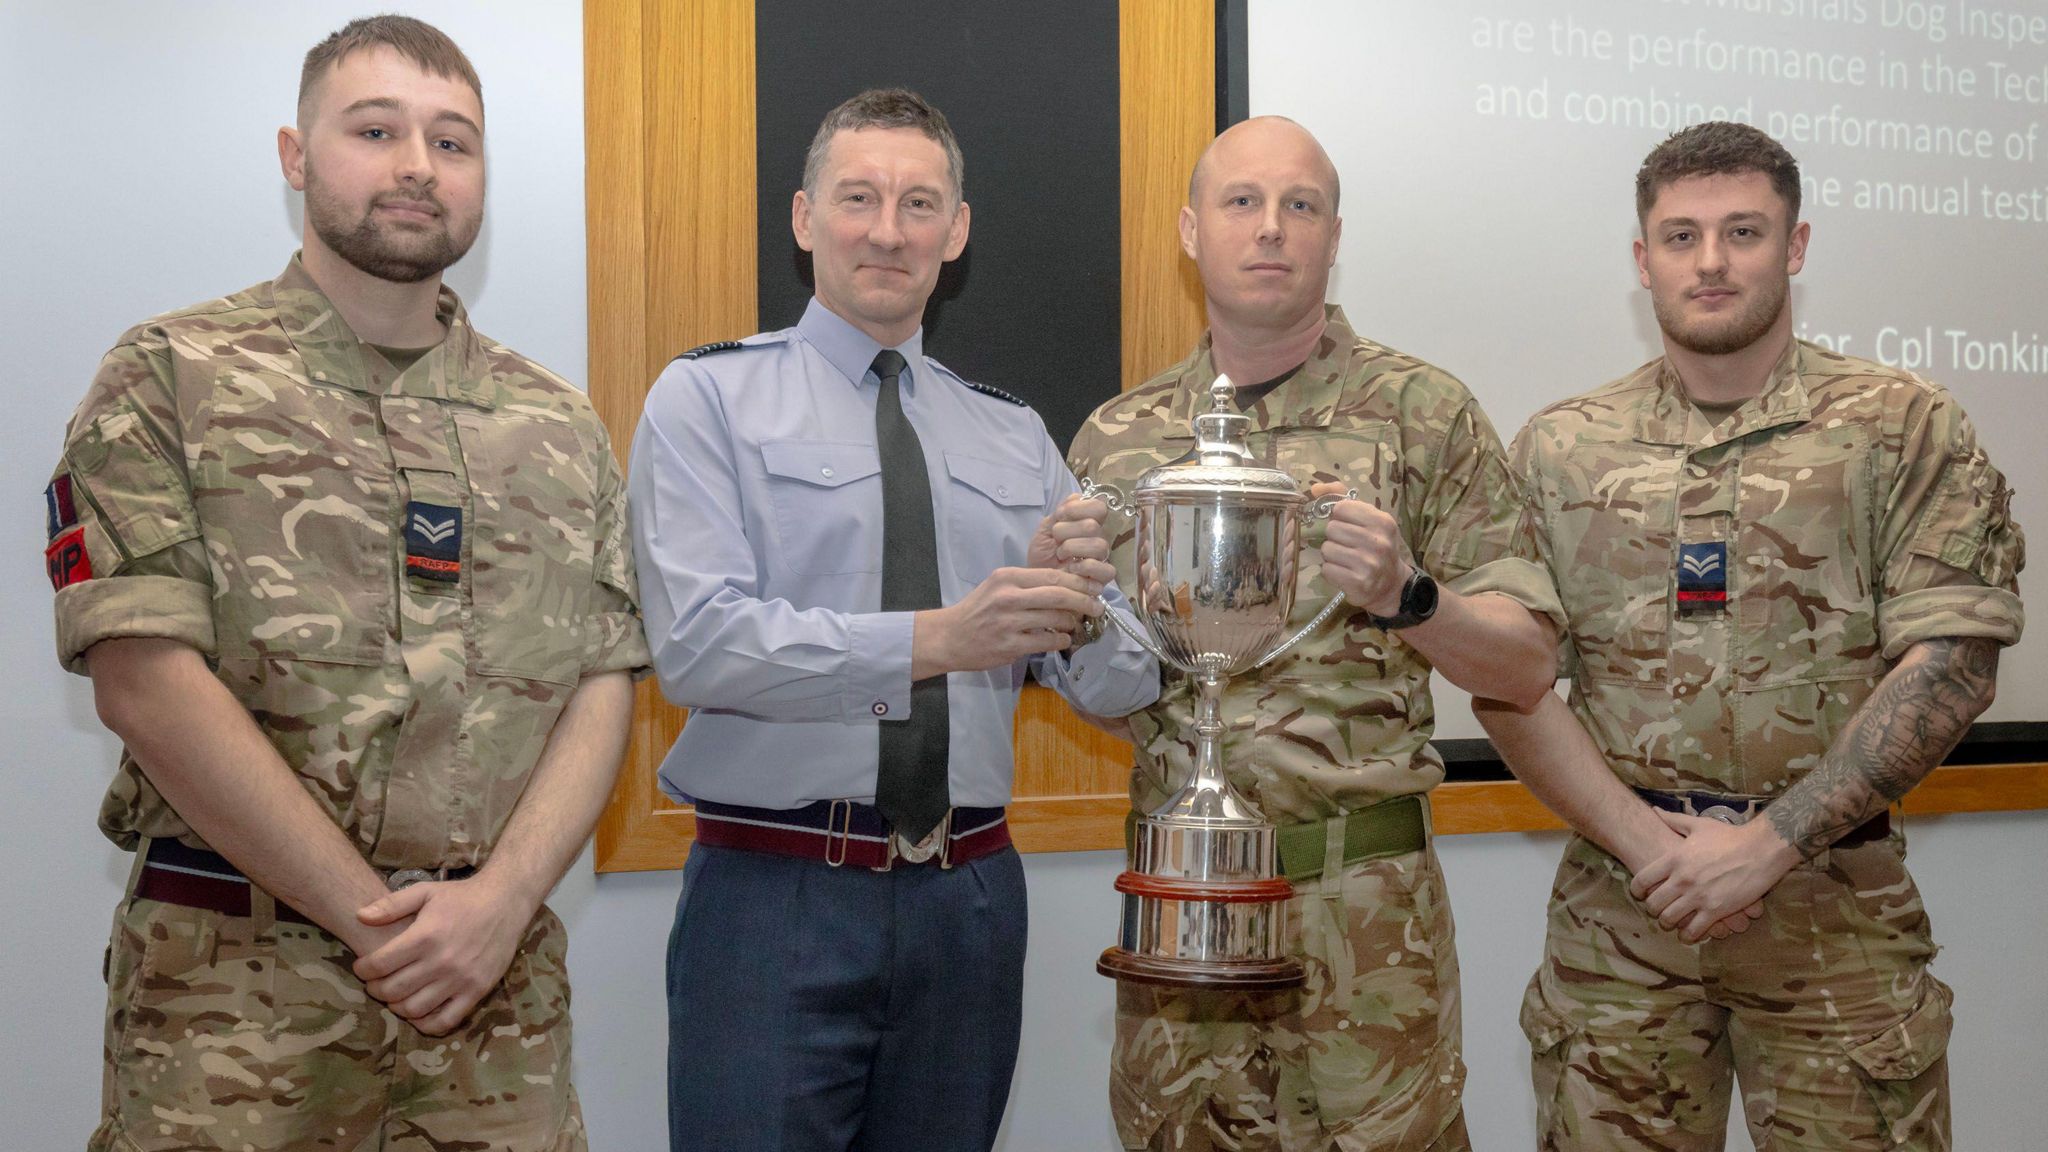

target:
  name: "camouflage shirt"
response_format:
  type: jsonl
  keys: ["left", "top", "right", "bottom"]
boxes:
{"left": 1068, "top": 306, "right": 1563, "bottom": 823}
{"left": 49, "top": 256, "right": 649, "bottom": 869}
{"left": 1513, "top": 339, "right": 2024, "bottom": 795}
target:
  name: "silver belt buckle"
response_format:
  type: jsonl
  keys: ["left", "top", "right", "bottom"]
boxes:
{"left": 885, "top": 810, "right": 953, "bottom": 869}
{"left": 1695, "top": 803, "right": 1747, "bottom": 826}
{"left": 385, "top": 867, "right": 445, "bottom": 891}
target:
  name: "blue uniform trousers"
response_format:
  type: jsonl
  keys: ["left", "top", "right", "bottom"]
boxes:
{"left": 667, "top": 842, "right": 1028, "bottom": 1152}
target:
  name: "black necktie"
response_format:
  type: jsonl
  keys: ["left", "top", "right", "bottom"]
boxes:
{"left": 872, "top": 350, "right": 951, "bottom": 842}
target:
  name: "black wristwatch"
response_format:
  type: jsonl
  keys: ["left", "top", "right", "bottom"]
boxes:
{"left": 1368, "top": 567, "right": 1438, "bottom": 631}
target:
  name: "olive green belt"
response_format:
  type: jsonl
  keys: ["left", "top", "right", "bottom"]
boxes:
{"left": 1123, "top": 794, "right": 1428, "bottom": 883}
{"left": 1275, "top": 795, "right": 1428, "bottom": 882}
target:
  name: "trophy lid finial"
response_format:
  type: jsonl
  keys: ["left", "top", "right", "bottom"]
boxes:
{"left": 1133, "top": 374, "right": 1304, "bottom": 502}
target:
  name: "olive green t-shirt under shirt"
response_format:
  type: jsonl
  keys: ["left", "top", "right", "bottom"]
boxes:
{"left": 1685, "top": 391, "right": 1748, "bottom": 423}
{"left": 1234, "top": 365, "right": 1302, "bottom": 411}
{"left": 368, "top": 342, "right": 437, "bottom": 374}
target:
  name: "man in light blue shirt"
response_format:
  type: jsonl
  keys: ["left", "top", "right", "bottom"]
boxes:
{"left": 630, "top": 88, "right": 1159, "bottom": 1152}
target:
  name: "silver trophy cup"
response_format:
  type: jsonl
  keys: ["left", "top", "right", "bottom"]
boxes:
{"left": 1085, "top": 376, "right": 1348, "bottom": 990}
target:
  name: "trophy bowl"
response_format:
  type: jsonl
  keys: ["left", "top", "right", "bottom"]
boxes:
{"left": 1086, "top": 377, "right": 1349, "bottom": 991}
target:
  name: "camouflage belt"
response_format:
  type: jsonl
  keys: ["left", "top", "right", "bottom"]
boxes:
{"left": 1273, "top": 795, "right": 1427, "bottom": 883}
{"left": 1632, "top": 787, "right": 1891, "bottom": 845}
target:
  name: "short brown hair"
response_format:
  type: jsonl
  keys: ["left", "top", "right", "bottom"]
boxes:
{"left": 299, "top": 14, "right": 483, "bottom": 121}
{"left": 803, "top": 88, "right": 964, "bottom": 204}
{"left": 1635, "top": 122, "right": 1799, "bottom": 224}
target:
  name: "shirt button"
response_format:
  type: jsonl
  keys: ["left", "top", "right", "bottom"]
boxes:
{"left": 821, "top": 466, "right": 835, "bottom": 479}
{"left": 872, "top": 701, "right": 888, "bottom": 717}
{"left": 997, "top": 486, "right": 1008, "bottom": 498}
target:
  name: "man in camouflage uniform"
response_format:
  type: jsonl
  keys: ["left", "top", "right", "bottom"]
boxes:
{"left": 1068, "top": 116, "right": 1563, "bottom": 1152}
{"left": 1478, "top": 122, "right": 2022, "bottom": 1151}
{"left": 49, "top": 18, "right": 644, "bottom": 1151}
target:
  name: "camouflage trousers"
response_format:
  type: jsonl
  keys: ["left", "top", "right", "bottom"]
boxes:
{"left": 1112, "top": 845, "right": 1469, "bottom": 1152}
{"left": 90, "top": 887, "right": 585, "bottom": 1151}
{"left": 1520, "top": 833, "right": 1951, "bottom": 1152}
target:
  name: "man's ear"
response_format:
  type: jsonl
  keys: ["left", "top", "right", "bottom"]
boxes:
{"left": 1785, "top": 219, "right": 1810, "bottom": 277}
{"left": 942, "top": 201, "right": 971, "bottom": 261}
{"left": 279, "top": 126, "right": 308, "bottom": 192}
{"left": 792, "top": 189, "right": 815, "bottom": 252}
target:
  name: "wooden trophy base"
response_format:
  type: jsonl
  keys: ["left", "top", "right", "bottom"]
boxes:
{"left": 1096, "top": 946, "right": 1306, "bottom": 991}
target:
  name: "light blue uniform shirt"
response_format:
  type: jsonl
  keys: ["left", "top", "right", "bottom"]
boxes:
{"left": 629, "top": 299, "right": 1160, "bottom": 809}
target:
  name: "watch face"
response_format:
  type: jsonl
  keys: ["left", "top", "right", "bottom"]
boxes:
{"left": 1408, "top": 571, "right": 1439, "bottom": 619}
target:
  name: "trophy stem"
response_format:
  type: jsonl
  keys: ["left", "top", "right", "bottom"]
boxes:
{"left": 1189, "top": 670, "right": 1230, "bottom": 797}
{"left": 1154, "top": 671, "right": 1266, "bottom": 825}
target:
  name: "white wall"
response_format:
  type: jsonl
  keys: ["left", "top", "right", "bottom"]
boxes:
{"left": 3, "top": 5, "right": 2042, "bottom": 1150}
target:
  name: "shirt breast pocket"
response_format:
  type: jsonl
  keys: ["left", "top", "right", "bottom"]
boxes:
{"left": 1555, "top": 445, "right": 1677, "bottom": 686}
{"left": 760, "top": 438, "right": 883, "bottom": 576}
{"left": 944, "top": 451, "right": 1046, "bottom": 584}
{"left": 197, "top": 371, "right": 390, "bottom": 666}
{"left": 454, "top": 409, "right": 597, "bottom": 686}
{"left": 1735, "top": 425, "right": 1882, "bottom": 689}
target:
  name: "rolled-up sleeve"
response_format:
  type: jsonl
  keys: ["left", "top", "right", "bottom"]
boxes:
{"left": 1875, "top": 397, "right": 2026, "bottom": 658}
{"left": 1413, "top": 396, "right": 1566, "bottom": 636}
{"left": 52, "top": 343, "right": 214, "bottom": 674}
{"left": 581, "top": 428, "right": 653, "bottom": 680}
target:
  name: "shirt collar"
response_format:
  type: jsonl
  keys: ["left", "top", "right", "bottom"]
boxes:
{"left": 1159, "top": 303, "right": 1356, "bottom": 440}
{"left": 1634, "top": 337, "right": 1810, "bottom": 450}
{"left": 797, "top": 297, "right": 926, "bottom": 389}
{"left": 269, "top": 252, "right": 494, "bottom": 408}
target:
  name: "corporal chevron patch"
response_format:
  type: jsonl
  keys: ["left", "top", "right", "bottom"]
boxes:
{"left": 1677, "top": 541, "right": 1727, "bottom": 616}
{"left": 404, "top": 501, "right": 462, "bottom": 584}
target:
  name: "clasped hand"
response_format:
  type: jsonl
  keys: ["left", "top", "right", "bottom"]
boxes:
{"left": 1629, "top": 811, "right": 1795, "bottom": 944}
{"left": 350, "top": 874, "right": 537, "bottom": 1037}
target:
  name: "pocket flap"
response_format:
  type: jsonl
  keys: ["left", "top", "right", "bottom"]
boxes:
{"left": 761, "top": 439, "right": 880, "bottom": 488}
{"left": 1519, "top": 977, "right": 1578, "bottom": 1054}
{"left": 1846, "top": 980, "right": 1953, "bottom": 1082}
{"left": 944, "top": 452, "right": 1044, "bottom": 508}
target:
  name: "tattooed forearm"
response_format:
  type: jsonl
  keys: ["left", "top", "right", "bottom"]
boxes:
{"left": 1766, "top": 637, "right": 1999, "bottom": 859}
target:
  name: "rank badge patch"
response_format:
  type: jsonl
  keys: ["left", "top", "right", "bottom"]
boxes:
{"left": 404, "top": 501, "right": 462, "bottom": 583}
{"left": 1677, "top": 541, "right": 1728, "bottom": 616}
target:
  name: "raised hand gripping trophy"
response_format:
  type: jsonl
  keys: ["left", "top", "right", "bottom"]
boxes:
{"left": 1083, "top": 376, "right": 1349, "bottom": 990}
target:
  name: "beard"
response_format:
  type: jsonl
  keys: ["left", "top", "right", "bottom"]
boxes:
{"left": 303, "top": 159, "right": 481, "bottom": 284}
{"left": 1654, "top": 274, "right": 1788, "bottom": 357}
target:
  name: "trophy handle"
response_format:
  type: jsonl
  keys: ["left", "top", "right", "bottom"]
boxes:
{"left": 1076, "top": 478, "right": 1198, "bottom": 674}
{"left": 1078, "top": 477, "right": 1132, "bottom": 520}
{"left": 1094, "top": 594, "right": 1198, "bottom": 674}
{"left": 1249, "top": 591, "right": 1347, "bottom": 670}
{"left": 1249, "top": 489, "right": 1355, "bottom": 671}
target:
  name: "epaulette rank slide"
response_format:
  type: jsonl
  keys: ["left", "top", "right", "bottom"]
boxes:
{"left": 675, "top": 340, "right": 744, "bottom": 361}
{"left": 964, "top": 379, "right": 1028, "bottom": 407}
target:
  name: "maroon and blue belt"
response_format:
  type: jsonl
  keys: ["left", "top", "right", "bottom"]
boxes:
{"left": 692, "top": 799, "right": 1010, "bottom": 870}
{"left": 134, "top": 839, "right": 475, "bottom": 925}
